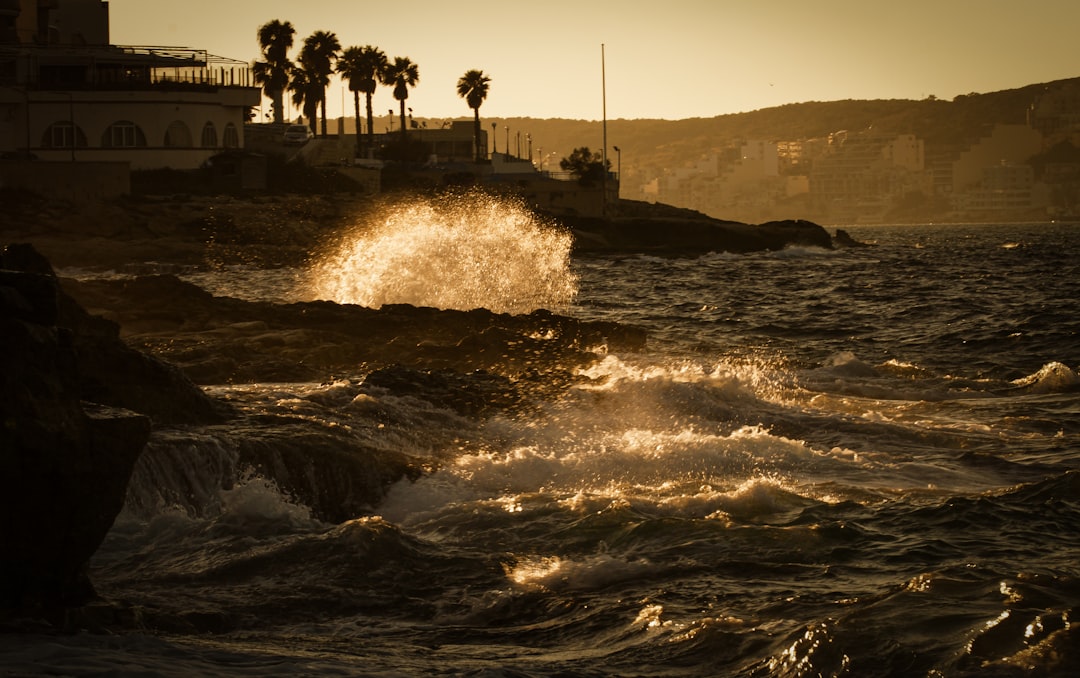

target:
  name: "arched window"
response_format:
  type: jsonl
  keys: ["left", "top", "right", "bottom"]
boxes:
{"left": 164, "top": 120, "right": 192, "bottom": 147}
{"left": 222, "top": 123, "right": 239, "bottom": 149}
{"left": 41, "top": 121, "right": 87, "bottom": 148}
{"left": 102, "top": 121, "right": 147, "bottom": 148}
{"left": 201, "top": 121, "right": 218, "bottom": 148}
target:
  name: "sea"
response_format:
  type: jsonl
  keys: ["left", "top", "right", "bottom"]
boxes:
{"left": 2, "top": 200, "right": 1079, "bottom": 677}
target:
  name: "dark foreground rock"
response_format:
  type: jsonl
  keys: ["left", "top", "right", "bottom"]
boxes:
{"left": 1, "top": 247, "right": 152, "bottom": 615}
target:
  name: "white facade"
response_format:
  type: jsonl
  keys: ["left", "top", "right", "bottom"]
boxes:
{"left": 1, "top": 0, "right": 259, "bottom": 170}
{"left": 1, "top": 85, "right": 256, "bottom": 169}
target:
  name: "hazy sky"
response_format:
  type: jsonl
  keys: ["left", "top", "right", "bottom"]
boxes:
{"left": 108, "top": 0, "right": 1079, "bottom": 122}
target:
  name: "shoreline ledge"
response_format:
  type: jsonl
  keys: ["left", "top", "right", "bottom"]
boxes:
{"left": 1, "top": 191, "right": 848, "bottom": 271}
{"left": 559, "top": 199, "right": 835, "bottom": 255}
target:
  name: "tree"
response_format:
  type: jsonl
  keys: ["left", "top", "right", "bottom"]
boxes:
{"left": 560, "top": 147, "right": 610, "bottom": 185}
{"left": 381, "top": 56, "right": 419, "bottom": 142}
{"left": 299, "top": 30, "right": 341, "bottom": 137}
{"left": 456, "top": 69, "right": 491, "bottom": 162}
{"left": 253, "top": 20, "right": 295, "bottom": 124}
{"left": 338, "top": 45, "right": 386, "bottom": 157}
{"left": 337, "top": 47, "right": 366, "bottom": 155}
{"left": 287, "top": 66, "right": 320, "bottom": 135}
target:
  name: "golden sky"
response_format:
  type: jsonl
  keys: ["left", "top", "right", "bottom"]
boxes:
{"left": 108, "top": 0, "right": 1079, "bottom": 122}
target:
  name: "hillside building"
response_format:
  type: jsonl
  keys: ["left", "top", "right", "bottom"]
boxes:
{"left": 1028, "top": 81, "right": 1080, "bottom": 145}
{"left": 808, "top": 131, "right": 928, "bottom": 223}
{"left": 946, "top": 125, "right": 1048, "bottom": 216}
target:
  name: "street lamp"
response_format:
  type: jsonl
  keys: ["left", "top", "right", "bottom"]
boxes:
{"left": 491, "top": 121, "right": 497, "bottom": 156}
{"left": 388, "top": 109, "right": 394, "bottom": 133}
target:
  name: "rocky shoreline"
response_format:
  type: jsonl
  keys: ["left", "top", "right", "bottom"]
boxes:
{"left": 1, "top": 240, "right": 645, "bottom": 625}
{"left": 0, "top": 190, "right": 851, "bottom": 272}
{"left": 1, "top": 190, "right": 852, "bottom": 626}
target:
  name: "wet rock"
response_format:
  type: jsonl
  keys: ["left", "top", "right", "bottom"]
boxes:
{"left": 0, "top": 248, "right": 230, "bottom": 427}
{"left": 833, "top": 228, "right": 872, "bottom": 248}
{"left": 566, "top": 212, "right": 834, "bottom": 255}
{"left": 1, "top": 260, "right": 150, "bottom": 614}
{"left": 62, "top": 275, "right": 648, "bottom": 386}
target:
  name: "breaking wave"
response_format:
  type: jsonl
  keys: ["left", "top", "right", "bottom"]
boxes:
{"left": 309, "top": 191, "right": 577, "bottom": 314}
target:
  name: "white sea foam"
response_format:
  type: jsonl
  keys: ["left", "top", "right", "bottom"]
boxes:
{"left": 1012, "top": 361, "right": 1079, "bottom": 393}
{"left": 507, "top": 553, "right": 661, "bottom": 592}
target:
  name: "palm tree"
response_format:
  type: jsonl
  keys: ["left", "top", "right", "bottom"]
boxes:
{"left": 299, "top": 30, "right": 341, "bottom": 137}
{"left": 253, "top": 20, "right": 295, "bottom": 124}
{"left": 288, "top": 66, "right": 320, "bottom": 136}
{"left": 456, "top": 69, "right": 491, "bottom": 161}
{"left": 338, "top": 45, "right": 386, "bottom": 157}
{"left": 381, "top": 56, "right": 419, "bottom": 142}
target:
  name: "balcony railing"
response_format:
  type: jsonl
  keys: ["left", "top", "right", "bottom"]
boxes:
{"left": 1, "top": 44, "right": 254, "bottom": 90}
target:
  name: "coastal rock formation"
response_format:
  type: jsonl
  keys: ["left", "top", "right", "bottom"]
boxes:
{"left": 2, "top": 192, "right": 839, "bottom": 271}
{"left": 61, "top": 275, "right": 647, "bottom": 386}
{"left": 57, "top": 271, "right": 648, "bottom": 525}
{"left": 564, "top": 204, "right": 834, "bottom": 254}
{"left": 1, "top": 246, "right": 152, "bottom": 614}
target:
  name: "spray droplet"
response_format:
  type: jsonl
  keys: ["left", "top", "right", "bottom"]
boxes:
{"left": 310, "top": 191, "right": 577, "bottom": 314}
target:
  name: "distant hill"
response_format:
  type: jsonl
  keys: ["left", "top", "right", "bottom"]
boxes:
{"left": 425, "top": 76, "right": 1079, "bottom": 199}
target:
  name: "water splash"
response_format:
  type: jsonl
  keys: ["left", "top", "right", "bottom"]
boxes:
{"left": 309, "top": 191, "right": 577, "bottom": 314}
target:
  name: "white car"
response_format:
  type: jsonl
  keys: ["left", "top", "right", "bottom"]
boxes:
{"left": 283, "top": 124, "right": 314, "bottom": 145}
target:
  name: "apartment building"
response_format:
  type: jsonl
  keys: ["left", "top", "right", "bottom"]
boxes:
{"left": 1, "top": 0, "right": 258, "bottom": 186}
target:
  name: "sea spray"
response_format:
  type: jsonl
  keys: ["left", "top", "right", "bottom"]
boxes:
{"left": 309, "top": 190, "right": 577, "bottom": 314}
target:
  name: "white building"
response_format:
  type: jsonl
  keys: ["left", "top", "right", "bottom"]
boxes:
{"left": 0, "top": 0, "right": 259, "bottom": 172}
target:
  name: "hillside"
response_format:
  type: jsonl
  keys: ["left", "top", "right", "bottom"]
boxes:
{"left": 473, "top": 77, "right": 1076, "bottom": 170}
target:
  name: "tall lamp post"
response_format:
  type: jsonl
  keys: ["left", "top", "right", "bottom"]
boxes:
{"left": 491, "top": 121, "right": 497, "bottom": 156}
{"left": 613, "top": 145, "right": 621, "bottom": 200}
{"left": 601, "top": 43, "right": 608, "bottom": 219}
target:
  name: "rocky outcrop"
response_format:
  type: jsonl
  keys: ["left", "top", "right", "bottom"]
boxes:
{"left": 61, "top": 275, "right": 647, "bottom": 386}
{"left": 1, "top": 246, "right": 152, "bottom": 614}
{"left": 55, "top": 273, "right": 651, "bottom": 526}
{"left": 833, "top": 228, "right": 873, "bottom": 248}
{"left": 565, "top": 210, "right": 834, "bottom": 255}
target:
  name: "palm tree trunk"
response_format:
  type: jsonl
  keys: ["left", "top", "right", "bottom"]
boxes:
{"left": 472, "top": 108, "right": 481, "bottom": 162}
{"left": 306, "top": 101, "right": 317, "bottom": 135}
{"left": 353, "top": 91, "right": 362, "bottom": 158}
{"left": 272, "top": 90, "right": 285, "bottom": 125}
{"left": 399, "top": 100, "right": 407, "bottom": 142}
{"left": 320, "top": 96, "right": 328, "bottom": 137}
{"left": 365, "top": 93, "right": 375, "bottom": 159}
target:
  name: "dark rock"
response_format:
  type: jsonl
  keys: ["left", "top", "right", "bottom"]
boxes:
{"left": 231, "top": 422, "right": 424, "bottom": 524}
{"left": 0, "top": 247, "right": 229, "bottom": 427}
{"left": 61, "top": 275, "right": 648, "bottom": 386}
{"left": 833, "top": 228, "right": 872, "bottom": 248}
{"left": 0, "top": 277, "right": 150, "bottom": 614}
{"left": 1, "top": 243, "right": 236, "bottom": 615}
{"left": 756, "top": 220, "right": 835, "bottom": 250}
{"left": 566, "top": 213, "right": 834, "bottom": 255}
{"left": 363, "top": 365, "right": 520, "bottom": 417}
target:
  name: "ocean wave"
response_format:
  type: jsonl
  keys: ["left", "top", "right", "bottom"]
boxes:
{"left": 1011, "top": 361, "right": 1080, "bottom": 393}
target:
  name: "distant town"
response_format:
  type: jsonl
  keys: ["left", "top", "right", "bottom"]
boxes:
{"left": 617, "top": 92, "right": 1080, "bottom": 225}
